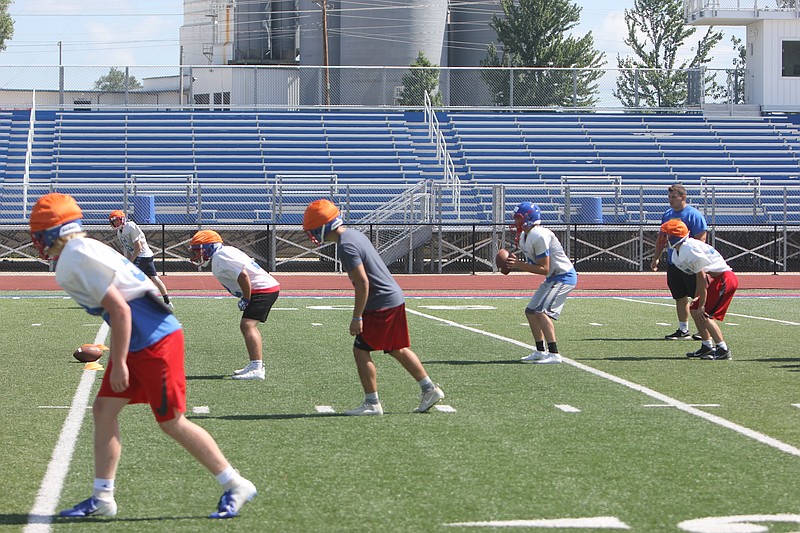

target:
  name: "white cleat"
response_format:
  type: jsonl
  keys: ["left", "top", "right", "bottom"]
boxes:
{"left": 414, "top": 385, "right": 445, "bottom": 413}
{"left": 231, "top": 367, "right": 265, "bottom": 380}
{"left": 520, "top": 350, "right": 547, "bottom": 363}
{"left": 210, "top": 477, "right": 257, "bottom": 519}
{"left": 344, "top": 402, "right": 384, "bottom": 416}
{"left": 532, "top": 352, "right": 562, "bottom": 364}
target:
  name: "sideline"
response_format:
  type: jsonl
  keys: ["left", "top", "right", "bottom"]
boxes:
{"left": 406, "top": 308, "right": 800, "bottom": 458}
{"left": 24, "top": 322, "right": 110, "bottom": 533}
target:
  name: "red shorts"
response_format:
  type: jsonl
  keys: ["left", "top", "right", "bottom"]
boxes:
{"left": 98, "top": 330, "right": 187, "bottom": 422}
{"left": 691, "top": 270, "right": 738, "bottom": 321}
{"left": 356, "top": 303, "right": 411, "bottom": 352}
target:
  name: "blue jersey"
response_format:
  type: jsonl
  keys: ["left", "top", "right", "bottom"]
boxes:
{"left": 661, "top": 205, "right": 707, "bottom": 264}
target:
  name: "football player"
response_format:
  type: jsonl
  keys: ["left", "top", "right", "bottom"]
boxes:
{"left": 303, "top": 199, "right": 444, "bottom": 415}
{"left": 31, "top": 193, "right": 257, "bottom": 519}
{"left": 189, "top": 230, "right": 280, "bottom": 380}
{"left": 503, "top": 201, "right": 578, "bottom": 364}
{"left": 109, "top": 209, "right": 173, "bottom": 309}
{"left": 661, "top": 219, "right": 738, "bottom": 360}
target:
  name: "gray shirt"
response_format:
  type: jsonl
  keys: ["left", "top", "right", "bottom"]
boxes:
{"left": 337, "top": 228, "right": 405, "bottom": 311}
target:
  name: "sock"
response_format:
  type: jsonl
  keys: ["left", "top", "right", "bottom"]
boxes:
{"left": 216, "top": 465, "right": 240, "bottom": 488}
{"left": 93, "top": 478, "right": 115, "bottom": 501}
{"left": 251, "top": 360, "right": 263, "bottom": 369}
{"left": 418, "top": 376, "right": 434, "bottom": 392}
{"left": 163, "top": 295, "right": 171, "bottom": 304}
{"left": 365, "top": 392, "right": 380, "bottom": 404}
{"left": 547, "top": 342, "right": 559, "bottom": 354}
{"left": 716, "top": 342, "right": 728, "bottom": 351}
{"left": 535, "top": 340, "right": 545, "bottom": 352}
{"left": 702, "top": 340, "right": 713, "bottom": 348}
{"left": 679, "top": 322, "right": 688, "bottom": 332}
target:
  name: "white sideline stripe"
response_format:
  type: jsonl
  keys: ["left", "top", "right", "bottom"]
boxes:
{"left": 615, "top": 297, "right": 800, "bottom": 326}
{"left": 435, "top": 405, "right": 457, "bottom": 413}
{"left": 406, "top": 308, "right": 800, "bottom": 458}
{"left": 316, "top": 405, "right": 336, "bottom": 413}
{"left": 445, "top": 516, "right": 630, "bottom": 528}
{"left": 25, "top": 321, "right": 110, "bottom": 533}
{"left": 792, "top": 404, "right": 800, "bottom": 409}
{"left": 555, "top": 404, "right": 581, "bottom": 413}
{"left": 37, "top": 406, "right": 92, "bottom": 410}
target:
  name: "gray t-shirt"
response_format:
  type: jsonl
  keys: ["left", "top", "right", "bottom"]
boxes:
{"left": 337, "top": 228, "right": 405, "bottom": 311}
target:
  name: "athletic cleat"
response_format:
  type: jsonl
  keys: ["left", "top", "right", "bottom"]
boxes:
{"left": 665, "top": 329, "right": 691, "bottom": 340}
{"left": 231, "top": 367, "right": 265, "bottom": 380}
{"left": 232, "top": 362, "right": 260, "bottom": 376}
{"left": 702, "top": 347, "right": 732, "bottom": 360}
{"left": 59, "top": 496, "right": 117, "bottom": 518}
{"left": 414, "top": 385, "right": 445, "bottom": 413}
{"left": 167, "top": 301, "right": 175, "bottom": 310}
{"left": 209, "top": 478, "right": 257, "bottom": 519}
{"left": 344, "top": 401, "right": 384, "bottom": 416}
{"left": 520, "top": 350, "right": 547, "bottom": 363}
{"left": 686, "top": 345, "right": 714, "bottom": 358}
{"left": 531, "top": 352, "right": 562, "bottom": 364}
{"left": 691, "top": 333, "right": 702, "bottom": 341}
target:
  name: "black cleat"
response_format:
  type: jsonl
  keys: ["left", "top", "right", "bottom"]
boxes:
{"left": 665, "top": 329, "right": 691, "bottom": 340}
{"left": 691, "top": 333, "right": 703, "bottom": 341}
{"left": 701, "top": 347, "right": 732, "bottom": 360}
{"left": 686, "top": 345, "right": 714, "bottom": 358}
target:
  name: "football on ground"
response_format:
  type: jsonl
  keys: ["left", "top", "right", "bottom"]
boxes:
{"left": 73, "top": 344, "right": 104, "bottom": 363}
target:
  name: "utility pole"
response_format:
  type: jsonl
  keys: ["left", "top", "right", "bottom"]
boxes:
{"left": 321, "top": 1, "right": 331, "bottom": 107}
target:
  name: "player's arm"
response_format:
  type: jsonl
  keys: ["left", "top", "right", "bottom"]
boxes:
{"left": 130, "top": 239, "right": 143, "bottom": 261}
{"left": 695, "top": 271, "right": 709, "bottom": 309}
{"left": 237, "top": 270, "right": 252, "bottom": 301}
{"left": 651, "top": 231, "right": 667, "bottom": 271}
{"left": 508, "top": 252, "right": 549, "bottom": 276}
{"left": 101, "top": 284, "right": 132, "bottom": 393}
{"left": 347, "top": 263, "right": 369, "bottom": 336}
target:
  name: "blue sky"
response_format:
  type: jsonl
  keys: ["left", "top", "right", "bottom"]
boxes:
{"left": 0, "top": 0, "right": 744, "bottom": 69}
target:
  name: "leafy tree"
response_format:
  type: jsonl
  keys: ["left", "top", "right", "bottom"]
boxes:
{"left": 93, "top": 67, "right": 142, "bottom": 91}
{"left": 0, "top": 0, "right": 14, "bottom": 52}
{"left": 480, "top": 0, "right": 605, "bottom": 107}
{"left": 614, "top": 0, "right": 723, "bottom": 108}
{"left": 398, "top": 52, "right": 443, "bottom": 107}
{"left": 726, "top": 34, "right": 747, "bottom": 104}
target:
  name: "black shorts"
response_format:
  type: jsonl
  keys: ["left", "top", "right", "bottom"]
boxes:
{"left": 133, "top": 256, "right": 158, "bottom": 277}
{"left": 667, "top": 263, "right": 696, "bottom": 300}
{"left": 242, "top": 291, "right": 279, "bottom": 322}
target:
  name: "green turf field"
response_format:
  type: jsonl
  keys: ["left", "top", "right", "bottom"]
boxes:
{"left": 2, "top": 293, "right": 800, "bottom": 532}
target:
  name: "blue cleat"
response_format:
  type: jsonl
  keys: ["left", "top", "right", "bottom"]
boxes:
{"left": 209, "top": 478, "right": 257, "bottom": 519}
{"left": 59, "top": 496, "right": 117, "bottom": 518}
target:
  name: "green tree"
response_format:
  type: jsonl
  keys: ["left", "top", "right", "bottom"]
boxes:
{"left": 480, "top": 0, "right": 605, "bottom": 107}
{"left": 398, "top": 52, "right": 443, "bottom": 107}
{"left": 726, "top": 34, "right": 747, "bottom": 104}
{"left": 93, "top": 67, "right": 142, "bottom": 91}
{"left": 0, "top": 0, "right": 14, "bottom": 52}
{"left": 614, "top": 0, "right": 723, "bottom": 108}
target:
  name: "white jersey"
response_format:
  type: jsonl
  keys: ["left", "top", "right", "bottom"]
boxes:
{"left": 116, "top": 221, "right": 153, "bottom": 258}
{"left": 210, "top": 245, "right": 279, "bottom": 298}
{"left": 672, "top": 238, "right": 732, "bottom": 276}
{"left": 518, "top": 225, "right": 576, "bottom": 283}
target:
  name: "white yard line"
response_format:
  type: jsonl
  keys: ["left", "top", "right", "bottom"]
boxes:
{"left": 25, "top": 321, "right": 110, "bottom": 533}
{"left": 613, "top": 297, "right": 800, "bottom": 326}
{"left": 406, "top": 308, "right": 800, "bottom": 458}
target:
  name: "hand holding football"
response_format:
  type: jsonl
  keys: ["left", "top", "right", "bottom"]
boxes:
{"left": 73, "top": 343, "right": 105, "bottom": 363}
{"left": 495, "top": 249, "right": 515, "bottom": 275}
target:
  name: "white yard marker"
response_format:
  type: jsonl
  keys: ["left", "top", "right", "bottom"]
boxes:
{"left": 316, "top": 405, "right": 336, "bottom": 413}
{"left": 589, "top": 323, "right": 604, "bottom": 326}
{"left": 792, "top": 404, "right": 800, "bottom": 409}
{"left": 192, "top": 406, "right": 210, "bottom": 414}
{"left": 555, "top": 404, "right": 581, "bottom": 413}
{"left": 445, "top": 516, "right": 630, "bottom": 529}
{"left": 406, "top": 308, "right": 800, "bottom": 458}
{"left": 311, "top": 323, "right": 324, "bottom": 326}
{"left": 644, "top": 404, "right": 720, "bottom": 408}
{"left": 435, "top": 405, "right": 457, "bottom": 413}
{"left": 31, "top": 323, "right": 42, "bottom": 327}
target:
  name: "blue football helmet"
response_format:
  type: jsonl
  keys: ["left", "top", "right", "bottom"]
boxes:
{"left": 513, "top": 202, "right": 541, "bottom": 231}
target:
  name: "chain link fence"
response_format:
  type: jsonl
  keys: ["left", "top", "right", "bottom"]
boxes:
{"left": 0, "top": 65, "right": 749, "bottom": 111}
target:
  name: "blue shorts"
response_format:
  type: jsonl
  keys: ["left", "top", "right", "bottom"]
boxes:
{"left": 134, "top": 256, "right": 158, "bottom": 277}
